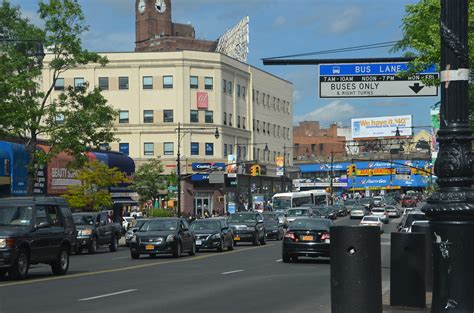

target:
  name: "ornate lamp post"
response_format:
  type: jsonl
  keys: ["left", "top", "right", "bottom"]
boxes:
{"left": 422, "top": 0, "right": 474, "bottom": 311}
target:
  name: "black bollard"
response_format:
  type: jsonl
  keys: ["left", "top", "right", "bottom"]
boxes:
{"left": 390, "top": 232, "right": 426, "bottom": 308}
{"left": 411, "top": 223, "right": 433, "bottom": 292}
{"left": 330, "top": 226, "right": 382, "bottom": 313}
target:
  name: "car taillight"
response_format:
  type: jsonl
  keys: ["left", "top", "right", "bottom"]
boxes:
{"left": 321, "top": 233, "right": 330, "bottom": 240}
{"left": 284, "top": 232, "right": 297, "bottom": 241}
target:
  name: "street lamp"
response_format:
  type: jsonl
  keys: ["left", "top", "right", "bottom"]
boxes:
{"left": 176, "top": 123, "right": 220, "bottom": 217}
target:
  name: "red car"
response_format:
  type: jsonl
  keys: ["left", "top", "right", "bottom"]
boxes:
{"left": 401, "top": 196, "right": 417, "bottom": 208}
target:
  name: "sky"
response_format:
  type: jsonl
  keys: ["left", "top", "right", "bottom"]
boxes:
{"left": 13, "top": 0, "right": 438, "bottom": 129}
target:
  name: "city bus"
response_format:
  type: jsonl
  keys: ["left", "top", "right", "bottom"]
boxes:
{"left": 272, "top": 192, "right": 313, "bottom": 211}
{"left": 305, "top": 189, "right": 330, "bottom": 206}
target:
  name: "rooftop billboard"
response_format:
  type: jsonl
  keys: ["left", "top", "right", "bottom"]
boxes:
{"left": 351, "top": 115, "right": 412, "bottom": 139}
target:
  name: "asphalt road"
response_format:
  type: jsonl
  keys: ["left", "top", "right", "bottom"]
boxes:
{"left": 0, "top": 211, "right": 406, "bottom": 313}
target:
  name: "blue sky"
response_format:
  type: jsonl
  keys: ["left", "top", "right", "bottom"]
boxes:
{"left": 14, "top": 0, "right": 438, "bottom": 128}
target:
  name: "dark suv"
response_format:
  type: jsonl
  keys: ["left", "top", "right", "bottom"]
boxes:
{"left": 228, "top": 212, "right": 266, "bottom": 246}
{"left": 0, "top": 197, "right": 76, "bottom": 280}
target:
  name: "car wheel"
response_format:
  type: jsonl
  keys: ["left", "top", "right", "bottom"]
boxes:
{"left": 188, "top": 242, "right": 196, "bottom": 256}
{"left": 282, "top": 253, "right": 291, "bottom": 263}
{"left": 228, "top": 238, "right": 234, "bottom": 251}
{"left": 131, "top": 252, "right": 140, "bottom": 259}
{"left": 252, "top": 233, "right": 260, "bottom": 246}
{"left": 0, "top": 269, "right": 7, "bottom": 280}
{"left": 173, "top": 242, "right": 182, "bottom": 258}
{"left": 217, "top": 239, "right": 224, "bottom": 252}
{"left": 88, "top": 237, "right": 98, "bottom": 254}
{"left": 9, "top": 248, "right": 29, "bottom": 280}
{"left": 51, "top": 245, "right": 70, "bottom": 276}
{"left": 260, "top": 233, "right": 266, "bottom": 245}
{"left": 109, "top": 235, "right": 118, "bottom": 252}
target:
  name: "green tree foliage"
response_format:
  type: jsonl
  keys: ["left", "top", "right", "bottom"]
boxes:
{"left": 0, "top": 0, "right": 117, "bottom": 193}
{"left": 392, "top": 0, "right": 474, "bottom": 126}
{"left": 132, "top": 158, "right": 168, "bottom": 203}
{"left": 149, "top": 208, "right": 174, "bottom": 218}
{"left": 63, "top": 160, "right": 128, "bottom": 211}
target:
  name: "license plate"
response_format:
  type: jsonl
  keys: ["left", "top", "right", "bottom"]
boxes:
{"left": 325, "top": 239, "right": 330, "bottom": 243}
{"left": 234, "top": 236, "right": 240, "bottom": 241}
{"left": 302, "top": 235, "right": 313, "bottom": 241}
{"left": 145, "top": 244, "right": 154, "bottom": 250}
{"left": 196, "top": 240, "right": 202, "bottom": 245}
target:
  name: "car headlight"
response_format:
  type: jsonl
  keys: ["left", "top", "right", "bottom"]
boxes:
{"left": 125, "top": 231, "right": 134, "bottom": 239}
{"left": 80, "top": 229, "right": 93, "bottom": 236}
{"left": 166, "top": 234, "right": 176, "bottom": 242}
{"left": 131, "top": 235, "right": 137, "bottom": 243}
{"left": 210, "top": 234, "right": 220, "bottom": 240}
{"left": 246, "top": 226, "right": 256, "bottom": 231}
{"left": 0, "top": 238, "right": 6, "bottom": 249}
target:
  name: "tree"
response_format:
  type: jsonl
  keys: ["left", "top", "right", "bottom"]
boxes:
{"left": 391, "top": 0, "right": 474, "bottom": 126}
{"left": 62, "top": 160, "right": 128, "bottom": 211}
{"left": 0, "top": 0, "right": 117, "bottom": 194}
{"left": 132, "top": 158, "right": 168, "bottom": 204}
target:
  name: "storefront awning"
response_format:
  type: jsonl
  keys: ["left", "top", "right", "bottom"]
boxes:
{"left": 112, "top": 197, "right": 138, "bottom": 205}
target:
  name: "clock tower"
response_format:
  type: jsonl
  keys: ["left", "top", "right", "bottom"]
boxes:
{"left": 135, "top": 0, "right": 173, "bottom": 51}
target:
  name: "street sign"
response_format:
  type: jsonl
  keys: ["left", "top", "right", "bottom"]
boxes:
{"left": 319, "top": 62, "right": 439, "bottom": 98}
{"left": 209, "top": 171, "right": 225, "bottom": 184}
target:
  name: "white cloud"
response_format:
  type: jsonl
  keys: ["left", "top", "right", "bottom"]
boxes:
{"left": 329, "top": 6, "right": 362, "bottom": 35}
{"left": 272, "top": 16, "right": 286, "bottom": 28}
{"left": 294, "top": 101, "right": 357, "bottom": 125}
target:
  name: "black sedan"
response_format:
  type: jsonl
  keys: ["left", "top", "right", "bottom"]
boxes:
{"left": 130, "top": 218, "right": 195, "bottom": 259}
{"left": 282, "top": 218, "right": 334, "bottom": 263}
{"left": 190, "top": 218, "right": 234, "bottom": 252}
{"left": 318, "top": 206, "right": 337, "bottom": 220}
{"left": 263, "top": 215, "right": 284, "bottom": 240}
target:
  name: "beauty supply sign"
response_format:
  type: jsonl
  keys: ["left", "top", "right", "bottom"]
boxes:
{"left": 352, "top": 115, "right": 412, "bottom": 139}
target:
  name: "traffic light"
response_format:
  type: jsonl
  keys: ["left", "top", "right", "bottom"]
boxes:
{"left": 250, "top": 165, "right": 261, "bottom": 176}
{"left": 346, "top": 164, "right": 357, "bottom": 177}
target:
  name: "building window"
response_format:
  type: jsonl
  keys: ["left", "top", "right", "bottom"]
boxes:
{"left": 74, "top": 77, "right": 84, "bottom": 90}
{"left": 205, "top": 110, "right": 213, "bottom": 123}
{"left": 224, "top": 144, "right": 228, "bottom": 157}
{"left": 119, "top": 143, "right": 129, "bottom": 155}
{"left": 228, "top": 81, "right": 232, "bottom": 94}
{"left": 205, "top": 143, "right": 214, "bottom": 156}
{"left": 237, "top": 146, "right": 241, "bottom": 159}
{"left": 190, "top": 76, "right": 198, "bottom": 89}
{"left": 229, "top": 144, "right": 233, "bottom": 155}
{"left": 204, "top": 77, "right": 213, "bottom": 90}
{"left": 163, "top": 76, "right": 173, "bottom": 88}
{"left": 119, "top": 77, "right": 129, "bottom": 90}
{"left": 263, "top": 122, "right": 266, "bottom": 134}
{"left": 143, "top": 76, "right": 153, "bottom": 89}
{"left": 119, "top": 110, "right": 129, "bottom": 123}
{"left": 278, "top": 126, "right": 281, "bottom": 137}
{"left": 237, "top": 116, "right": 241, "bottom": 128}
{"left": 267, "top": 123, "right": 270, "bottom": 134}
{"left": 98, "top": 77, "right": 108, "bottom": 91}
{"left": 190, "top": 110, "right": 198, "bottom": 123}
{"left": 242, "top": 117, "right": 246, "bottom": 130}
{"left": 99, "top": 143, "right": 109, "bottom": 150}
{"left": 223, "top": 79, "right": 227, "bottom": 93}
{"left": 163, "top": 110, "right": 174, "bottom": 122}
{"left": 262, "top": 93, "right": 266, "bottom": 106}
{"left": 229, "top": 114, "right": 233, "bottom": 126}
{"left": 55, "top": 113, "right": 65, "bottom": 124}
{"left": 252, "top": 89, "right": 255, "bottom": 101}
{"left": 54, "top": 78, "right": 64, "bottom": 91}
{"left": 267, "top": 95, "right": 270, "bottom": 105}
{"left": 144, "top": 143, "right": 154, "bottom": 156}
{"left": 191, "top": 142, "right": 199, "bottom": 155}
{"left": 164, "top": 142, "right": 174, "bottom": 155}
{"left": 256, "top": 91, "right": 259, "bottom": 104}
{"left": 143, "top": 110, "right": 154, "bottom": 123}
{"left": 242, "top": 86, "right": 246, "bottom": 99}
{"left": 223, "top": 113, "right": 227, "bottom": 126}
{"left": 257, "top": 120, "right": 260, "bottom": 132}
{"left": 237, "top": 84, "right": 241, "bottom": 97}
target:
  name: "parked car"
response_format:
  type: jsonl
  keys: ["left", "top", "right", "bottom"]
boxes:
{"left": 130, "top": 218, "right": 195, "bottom": 259}
{"left": 350, "top": 205, "right": 369, "bottom": 219}
{"left": 262, "top": 215, "right": 284, "bottom": 241}
{"left": 359, "top": 197, "right": 375, "bottom": 210}
{"left": 282, "top": 218, "right": 334, "bottom": 263}
{"left": 73, "top": 212, "right": 122, "bottom": 254}
{"left": 370, "top": 207, "right": 389, "bottom": 224}
{"left": 401, "top": 196, "right": 417, "bottom": 208}
{"left": 228, "top": 212, "right": 266, "bottom": 246}
{"left": 190, "top": 218, "right": 233, "bottom": 252}
{"left": 398, "top": 211, "right": 427, "bottom": 232}
{"left": 125, "top": 218, "right": 150, "bottom": 247}
{"left": 360, "top": 216, "right": 384, "bottom": 233}
{"left": 0, "top": 196, "right": 76, "bottom": 280}
{"left": 386, "top": 206, "right": 401, "bottom": 218}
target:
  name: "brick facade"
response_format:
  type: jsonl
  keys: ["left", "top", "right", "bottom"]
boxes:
{"left": 293, "top": 121, "right": 346, "bottom": 158}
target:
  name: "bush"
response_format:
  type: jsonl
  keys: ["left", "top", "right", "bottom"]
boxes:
{"left": 149, "top": 208, "right": 174, "bottom": 217}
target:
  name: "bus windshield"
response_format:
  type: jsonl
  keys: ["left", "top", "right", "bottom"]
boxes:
{"left": 273, "top": 197, "right": 291, "bottom": 210}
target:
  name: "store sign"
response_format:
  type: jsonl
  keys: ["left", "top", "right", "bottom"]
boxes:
{"left": 50, "top": 167, "right": 80, "bottom": 187}
{"left": 191, "top": 174, "right": 209, "bottom": 181}
{"left": 33, "top": 164, "right": 47, "bottom": 195}
{"left": 276, "top": 156, "right": 284, "bottom": 177}
{"left": 352, "top": 115, "right": 413, "bottom": 139}
{"left": 192, "top": 162, "right": 225, "bottom": 171}
{"left": 227, "top": 155, "right": 237, "bottom": 173}
{"left": 356, "top": 168, "right": 394, "bottom": 176}
{"left": 197, "top": 92, "right": 209, "bottom": 109}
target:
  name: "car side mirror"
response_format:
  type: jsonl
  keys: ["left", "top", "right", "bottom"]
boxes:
{"left": 222, "top": 227, "right": 229, "bottom": 231}
{"left": 35, "top": 221, "right": 50, "bottom": 229}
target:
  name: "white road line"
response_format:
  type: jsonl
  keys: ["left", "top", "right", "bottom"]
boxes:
{"left": 78, "top": 289, "right": 138, "bottom": 301}
{"left": 221, "top": 270, "right": 244, "bottom": 275}
{"left": 275, "top": 259, "right": 282, "bottom": 262}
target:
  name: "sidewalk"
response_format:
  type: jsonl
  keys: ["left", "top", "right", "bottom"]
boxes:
{"left": 383, "top": 291, "right": 431, "bottom": 312}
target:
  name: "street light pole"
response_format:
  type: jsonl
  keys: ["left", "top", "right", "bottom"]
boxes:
{"left": 422, "top": 1, "right": 474, "bottom": 311}
{"left": 176, "top": 122, "right": 182, "bottom": 217}
{"left": 282, "top": 145, "right": 286, "bottom": 192}
{"left": 329, "top": 151, "right": 334, "bottom": 205}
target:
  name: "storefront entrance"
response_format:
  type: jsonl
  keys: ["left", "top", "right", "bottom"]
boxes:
{"left": 194, "top": 192, "right": 213, "bottom": 217}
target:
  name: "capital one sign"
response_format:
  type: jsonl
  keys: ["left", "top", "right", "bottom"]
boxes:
{"left": 197, "top": 92, "right": 208, "bottom": 109}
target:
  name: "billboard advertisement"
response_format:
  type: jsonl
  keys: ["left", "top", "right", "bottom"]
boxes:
{"left": 227, "top": 155, "right": 237, "bottom": 173}
{"left": 275, "top": 156, "right": 284, "bottom": 177}
{"left": 351, "top": 115, "right": 412, "bottom": 139}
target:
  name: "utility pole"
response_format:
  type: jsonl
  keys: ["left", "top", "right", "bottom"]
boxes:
{"left": 282, "top": 145, "right": 286, "bottom": 192}
{"left": 422, "top": 1, "right": 474, "bottom": 311}
{"left": 330, "top": 151, "right": 334, "bottom": 205}
{"left": 176, "top": 122, "right": 182, "bottom": 217}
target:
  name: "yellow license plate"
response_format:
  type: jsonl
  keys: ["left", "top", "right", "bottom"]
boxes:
{"left": 234, "top": 236, "right": 240, "bottom": 241}
{"left": 145, "top": 244, "right": 154, "bottom": 250}
{"left": 302, "top": 235, "right": 313, "bottom": 241}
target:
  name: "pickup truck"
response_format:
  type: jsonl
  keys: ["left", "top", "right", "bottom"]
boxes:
{"left": 72, "top": 212, "right": 122, "bottom": 254}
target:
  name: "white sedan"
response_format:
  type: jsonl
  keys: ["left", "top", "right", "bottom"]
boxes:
{"left": 360, "top": 216, "right": 384, "bottom": 233}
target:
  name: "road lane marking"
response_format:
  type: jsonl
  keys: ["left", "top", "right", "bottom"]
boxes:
{"left": 0, "top": 244, "right": 274, "bottom": 288}
{"left": 222, "top": 270, "right": 243, "bottom": 275}
{"left": 78, "top": 289, "right": 137, "bottom": 301}
{"left": 275, "top": 259, "right": 282, "bottom": 262}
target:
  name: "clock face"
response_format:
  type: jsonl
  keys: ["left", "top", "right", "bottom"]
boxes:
{"left": 155, "top": 0, "right": 166, "bottom": 13}
{"left": 138, "top": 0, "right": 146, "bottom": 14}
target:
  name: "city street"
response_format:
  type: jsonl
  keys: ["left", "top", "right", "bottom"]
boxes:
{"left": 0, "top": 213, "right": 403, "bottom": 313}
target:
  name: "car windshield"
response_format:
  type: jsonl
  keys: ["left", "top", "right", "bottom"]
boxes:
{"left": 289, "top": 219, "right": 330, "bottom": 230}
{"left": 73, "top": 214, "right": 95, "bottom": 225}
{"left": 286, "top": 209, "right": 309, "bottom": 217}
{"left": 135, "top": 219, "right": 148, "bottom": 229}
{"left": 190, "top": 220, "right": 221, "bottom": 231}
{"left": 140, "top": 220, "right": 178, "bottom": 232}
{"left": 363, "top": 216, "right": 379, "bottom": 222}
{"left": 263, "top": 219, "right": 278, "bottom": 227}
{"left": 273, "top": 197, "right": 291, "bottom": 210}
{"left": 372, "top": 208, "right": 385, "bottom": 213}
{"left": 352, "top": 206, "right": 365, "bottom": 211}
{"left": 263, "top": 213, "right": 277, "bottom": 220}
{"left": 0, "top": 206, "right": 33, "bottom": 226}
{"left": 386, "top": 206, "right": 396, "bottom": 211}
{"left": 228, "top": 213, "right": 256, "bottom": 223}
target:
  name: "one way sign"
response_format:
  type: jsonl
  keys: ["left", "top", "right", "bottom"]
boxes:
{"left": 319, "top": 62, "right": 439, "bottom": 98}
